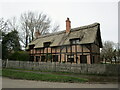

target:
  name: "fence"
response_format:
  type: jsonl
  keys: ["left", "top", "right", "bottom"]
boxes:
{"left": 2, "top": 60, "right": 120, "bottom": 75}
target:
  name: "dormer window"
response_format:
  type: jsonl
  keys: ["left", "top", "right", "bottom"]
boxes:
{"left": 29, "top": 45, "right": 35, "bottom": 49}
{"left": 44, "top": 42, "right": 51, "bottom": 47}
{"left": 70, "top": 38, "right": 80, "bottom": 44}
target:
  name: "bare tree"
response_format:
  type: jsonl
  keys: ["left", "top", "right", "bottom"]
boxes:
{"left": 34, "top": 12, "right": 51, "bottom": 35}
{"left": 100, "top": 41, "right": 115, "bottom": 63}
{"left": 20, "top": 11, "right": 59, "bottom": 48}
{"left": 114, "top": 43, "right": 120, "bottom": 63}
{"left": 0, "top": 17, "right": 18, "bottom": 34}
{"left": 0, "top": 17, "right": 17, "bottom": 41}
{"left": 51, "top": 23, "right": 59, "bottom": 33}
{"left": 0, "top": 18, "right": 5, "bottom": 31}
{"left": 7, "top": 17, "right": 18, "bottom": 31}
{"left": 0, "top": 18, "right": 8, "bottom": 33}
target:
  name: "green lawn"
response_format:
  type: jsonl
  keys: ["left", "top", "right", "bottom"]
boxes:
{"left": 2, "top": 69, "right": 88, "bottom": 83}
{"left": 0, "top": 69, "right": 2, "bottom": 76}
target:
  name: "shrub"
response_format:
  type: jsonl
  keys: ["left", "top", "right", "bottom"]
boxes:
{"left": 9, "top": 51, "right": 30, "bottom": 61}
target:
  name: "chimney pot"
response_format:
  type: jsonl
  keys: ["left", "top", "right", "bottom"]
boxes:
{"left": 66, "top": 17, "right": 71, "bottom": 33}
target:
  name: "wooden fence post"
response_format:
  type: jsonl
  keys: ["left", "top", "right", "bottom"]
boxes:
{"left": 6, "top": 59, "right": 8, "bottom": 68}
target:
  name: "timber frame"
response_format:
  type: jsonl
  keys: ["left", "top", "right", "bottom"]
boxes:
{"left": 26, "top": 22, "right": 102, "bottom": 64}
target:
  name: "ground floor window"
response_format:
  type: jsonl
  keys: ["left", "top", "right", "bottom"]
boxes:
{"left": 67, "top": 55, "right": 74, "bottom": 63}
{"left": 36, "top": 56, "right": 40, "bottom": 62}
{"left": 41, "top": 56, "right": 45, "bottom": 62}
{"left": 53, "top": 55, "right": 58, "bottom": 62}
{"left": 80, "top": 55, "right": 87, "bottom": 63}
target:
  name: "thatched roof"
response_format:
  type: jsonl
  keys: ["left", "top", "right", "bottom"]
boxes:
{"left": 26, "top": 22, "right": 102, "bottom": 49}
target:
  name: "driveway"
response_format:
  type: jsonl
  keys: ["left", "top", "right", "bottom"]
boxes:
{"left": 2, "top": 77, "right": 118, "bottom": 88}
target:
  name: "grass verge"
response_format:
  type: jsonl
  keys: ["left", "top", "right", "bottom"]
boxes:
{"left": 0, "top": 69, "right": 2, "bottom": 76}
{"left": 2, "top": 69, "right": 88, "bottom": 83}
{"left": 4, "top": 67, "right": 116, "bottom": 76}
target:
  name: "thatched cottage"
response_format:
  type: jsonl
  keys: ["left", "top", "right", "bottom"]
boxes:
{"left": 26, "top": 18, "right": 102, "bottom": 64}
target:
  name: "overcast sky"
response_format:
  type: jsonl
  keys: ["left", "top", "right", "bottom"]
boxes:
{"left": 0, "top": 0, "right": 119, "bottom": 43}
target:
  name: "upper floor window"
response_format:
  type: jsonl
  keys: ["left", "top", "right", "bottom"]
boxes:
{"left": 70, "top": 38, "right": 80, "bottom": 44}
{"left": 29, "top": 45, "right": 35, "bottom": 49}
{"left": 44, "top": 42, "right": 51, "bottom": 47}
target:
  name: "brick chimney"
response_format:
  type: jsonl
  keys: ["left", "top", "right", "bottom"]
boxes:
{"left": 35, "top": 30, "right": 40, "bottom": 39}
{"left": 66, "top": 18, "right": 71, "bottom": 33}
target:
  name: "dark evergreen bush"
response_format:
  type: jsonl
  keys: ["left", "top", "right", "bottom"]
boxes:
{"left": 9, "top": 51, "right": 30, "bottom": 61}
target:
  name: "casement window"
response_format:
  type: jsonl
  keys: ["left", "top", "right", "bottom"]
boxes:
{"left": 53, "top": 55, "right": 58, "bottom": 62}
{"left": 29, "top": 45, "right": 35, "bottom": 49}
{"left": 36, "top": 48, "right": 40, "bottom": 53}
{"left": 36, "top": 56, "right": 40, "bottom": 62}
{"left": 70, "top": 38, "right": 80, "bottom": 44}
{"left": 80, "top": 55, "right": 87, "bottom": 63}
{"left": 43, "top": 42, "right": 51, "bottom": 47}
{"left": 41, "top": 56, "right": 45, "bottom": 62}
{"left": 67, "top": 55, "right": 74, "bottom": 62}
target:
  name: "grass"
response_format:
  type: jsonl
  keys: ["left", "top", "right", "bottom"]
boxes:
{"left": 2, "top": 69, "right": 88, "bottom": 83}
{"left": 0, "top": 69, "right": 2, "bottom": 76}
{"left": 4, "top": 67, "right": 116, "bottom": 76}
{"left": 2, "top": 68, "right": 118, "bottom": 83}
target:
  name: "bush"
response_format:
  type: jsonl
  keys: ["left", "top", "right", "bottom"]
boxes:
{"left": 9, "top": 51, "right": 30, "bottom": 61}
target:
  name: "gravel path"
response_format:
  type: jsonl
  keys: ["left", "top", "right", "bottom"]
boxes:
{"left": 2, "top": 77, "right": 118, "bottom": 88}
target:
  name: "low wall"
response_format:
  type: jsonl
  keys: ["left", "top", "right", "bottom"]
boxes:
{"left": 2, "top": 60, "right": 119, "bottom": 75}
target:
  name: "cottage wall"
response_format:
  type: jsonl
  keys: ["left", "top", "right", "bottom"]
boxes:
{"left": 30, "top": 47, "right": 101, "bottom": 64}
{"left": 29, "top": 43, "right": 101, "bottom": 64}
{"left": 27, "top": 22, "right": 102, "bottom": 64}
{"left": 91, "top": 44, "right": 100, "bottom": 63}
